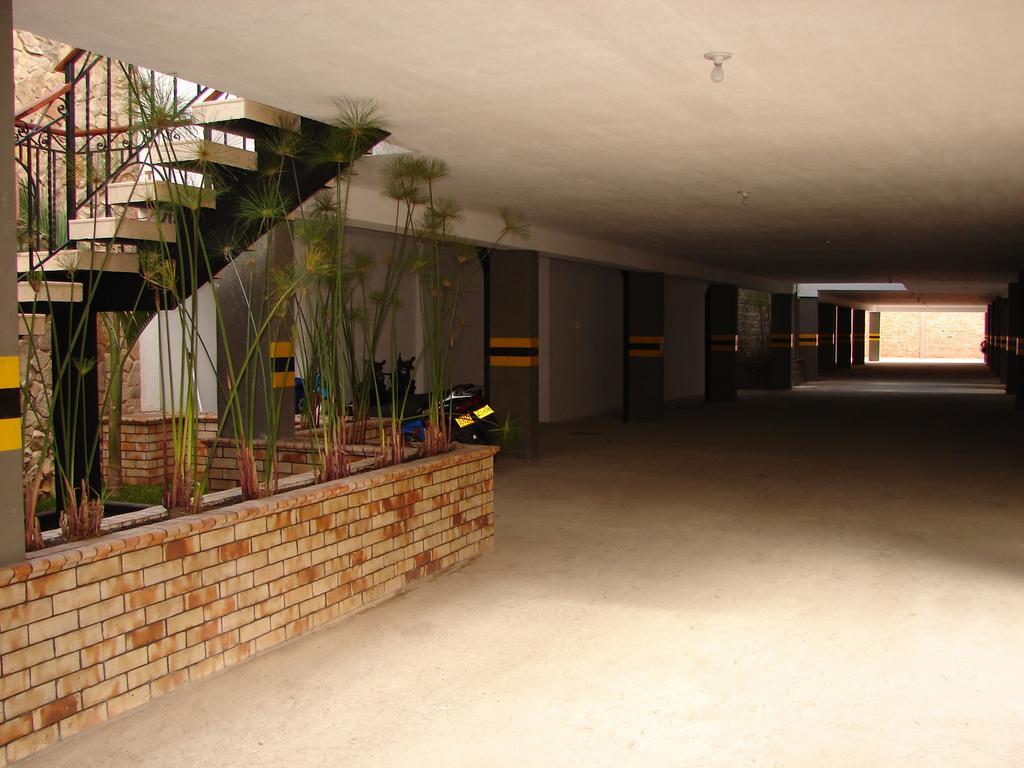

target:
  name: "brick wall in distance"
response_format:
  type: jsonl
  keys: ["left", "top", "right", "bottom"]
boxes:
{"left": 0, "top": 445, "right": 496, "bottom": 764}
{"left": 880, "top": 311, "right": 984, "bottom": 359}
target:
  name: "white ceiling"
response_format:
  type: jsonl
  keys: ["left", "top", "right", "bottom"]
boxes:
{"left": 15, "top": 0, "right": 1024, "bottom": 301}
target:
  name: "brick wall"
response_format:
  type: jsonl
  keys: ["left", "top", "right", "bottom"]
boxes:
{"left": 100, "top": 413, "right": 218, "bottom": 486}
{"left": 880, "top": 311, "right": 984, "bottom": 359}
{"left": 0, "top": 445, "right": 496, "bottom": 764}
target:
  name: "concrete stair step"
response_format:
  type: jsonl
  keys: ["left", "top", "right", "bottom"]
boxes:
{"left": 191, "top": 97, "right": 300, "bottom": 135}
{"left": 106, "top": 179, "right": 216, "bottom": 209}
{"left": 18, "top": 313, "right": 46, "bottom": 337}
{"left": 68, "top": 216, "right": 176, "bottom": 244}
{"left": 17, "top": 245, "right": 140, "bottom": 274}
{"left": 17, "top": 280, "right": 83, "bottom": 304}
{"left": 151, "top": 139, "right": 258, "bottom": 171}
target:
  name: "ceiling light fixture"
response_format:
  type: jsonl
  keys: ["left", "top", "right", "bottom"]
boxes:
{"left": 704, "top": 51, "right": 732, "bottom": 83}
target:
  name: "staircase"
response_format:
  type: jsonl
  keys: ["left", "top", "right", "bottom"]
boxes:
{"left": 14, "top": 48, "right": 380, "bottom": 517}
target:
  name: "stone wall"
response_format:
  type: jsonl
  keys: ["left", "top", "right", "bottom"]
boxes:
{"left": 880, "top": 311, "right": 984, "bottom": 360}
{"left": 0, "top": 445, "right": 496, "bottom": 763}
{"left": 737, "top": 288, "right": 771, "bottom": 388}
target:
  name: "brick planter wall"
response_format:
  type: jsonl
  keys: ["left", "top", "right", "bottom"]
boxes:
{"left": 206, "top": 436, "right": 319, "bottom": 492}
{"left": 0, "top": 445, "right": 496, "bottom": 764}
{"left": 101, "top": 413, "right": 219, "bottom": 486}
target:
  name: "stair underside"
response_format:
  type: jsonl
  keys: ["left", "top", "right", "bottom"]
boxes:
{"left": 191, "top": 98, "right": 300, "bottom": 134}
{"left": 106, "top": 180, "right": 216, "bottom": 209}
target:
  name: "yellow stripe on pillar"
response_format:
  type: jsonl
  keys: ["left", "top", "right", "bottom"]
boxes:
{"left": 0, "top": 418, "right": 20, "bottom": 452}
{"left": 0, "top": 356, "right": 19, "bottom": 390}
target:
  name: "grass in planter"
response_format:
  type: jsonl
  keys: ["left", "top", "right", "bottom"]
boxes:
{"left": 35, "top": 483, "right": 165, "bottom": 514}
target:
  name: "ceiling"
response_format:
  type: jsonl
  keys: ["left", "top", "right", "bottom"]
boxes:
{"left": 15, "top": 0, "right": 1024, "bottom": 302}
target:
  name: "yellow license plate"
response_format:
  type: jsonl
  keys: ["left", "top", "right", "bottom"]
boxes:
{"left": 473, "top": 404, "right": 494, "bottom": 419}
{"left": 455, "top": 414, "right": 475, "bottom": 428}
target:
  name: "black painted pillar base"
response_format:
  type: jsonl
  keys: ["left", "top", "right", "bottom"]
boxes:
{"left": 768, "top": 292, "right": 794, "bottom": 389}
{"left": 705, "top": 284, "right": 738, "bottom": 402}
{"left": 852, "top": 309, "right": 866, "bottom": 365}
{"left": 622, "top": 272, "right": 664, "bottom": 422}
{"left": 817, "top": 302, "right": 836, "bottom": 376}
{"left": 485, "top": 250, "right": 539, "bottom": 458}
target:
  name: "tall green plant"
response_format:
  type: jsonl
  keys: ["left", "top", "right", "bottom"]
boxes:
{"left": 100, "top": 310, "right": 153, "bottom": 492}
{"left": 292, "top": 100, "right": 390, "bottom": 480}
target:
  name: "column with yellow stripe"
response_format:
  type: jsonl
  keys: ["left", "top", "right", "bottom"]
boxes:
{"left": 768, "top": 292, "right": 795, "bottom": 389}
{"left": 623, "top": 270, "right": 664, "bottom": 421}
{"left": 868, "top": 310, "right": 881, "bottom": 362}
{"left": 486, "top": 250, "right": 539, "bottom": 457}
{"left": 0, "top": 356, "right": 19, "bottom": 455}
{"left": 706, "top": 284, "right": 738, "bottom": 402}
{"left": 852, "top": 308, "right": 866, "bottom": 365}
{"left": 1007, "top": 281, "right": 1021, "bottom": 398}
{"left": 817, "top": 301, "right": 837, "bottom": 376}
{"left": 0, "top": 9, "right": 25, "bottom": 562}
{"left": 797, "top": 296, "right": 820, "bottom": 379}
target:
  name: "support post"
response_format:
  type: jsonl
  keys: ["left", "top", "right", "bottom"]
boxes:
{"left": 852, "top": 309, "right": 866, "bottom": 365}
{"left": 705, "top": 284, "right": 738, "bottom": 402}
{"left": 486, "top": 250, "right": 539, "bottom": 458}
{"left": 216, "top": 224, "right": 295, "bottom": 442}
{"left": 817, "top": 301, "right": 836, "bottom": 376}
{"left": 622, "top": 271, "right": 664, "bottom": 422}
{"left": 0, "top": 0, "right": 25, "bottom": 562}
{"left": 1007, "top": 282, "right": 1020, "bottom": 396}
{"left": 868, "top": 311, "right": 881, "bottom": 362}
{"left": 836, "top": 306, "right": 853, "bottom": 369}
{"left": 996, "top": 297, "right": 1008, "bottom": 383}
{"left": 984, "top": 304, "right": 992, "bottom": 369}
{"left": 797, "top": 297, "right": 819, "bottom": 379}
{"left": 768, "top": 292, "right": 794, "bottom": 389}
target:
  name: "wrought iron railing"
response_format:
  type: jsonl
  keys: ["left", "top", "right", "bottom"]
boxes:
{"left": 14, "top": 48, "right": 207, "bottom": 272}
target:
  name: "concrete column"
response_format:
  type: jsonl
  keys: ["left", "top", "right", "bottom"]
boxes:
{"left": 984, "top": 304, "right": 992, "bottom": 369}
{"left": 705, "top": 284, "right": 738, "bottom": 402}
{"left": 868, "top": 311, "right": 881, "bottom": 362}
{"left": 1016, "top": 274, "right": 1024, "bottom": 411}
{"left": 768, "top": 292, "right": 794, "bottom": 389}
{"left": 852, "top": 310, "right": 866, "bottom": 365}
{"left": 997, "top": 297, "right": 1008, "bottom": 383}
{"left": 622, "top": 271, "right": 664, "bottom": 422}
{"left": 216, "top": 224, "right": 295, "bottom": 441}
{"left": 817, "top": 302, "right": 836, "bottom": 375}
{"left": 486, "top": 250, "right": 539, "bottom": 457}
{"left": 797, "top": 297, "right": 819, "bottom": 379}
{"left": 1007, "top": 282, "right": 1020, "bottom": 396}
{"left": 836, "top": 306, "right": 853, "bottom": 369}
{"left": 0, "top": 0, "right": 23, "bottom": 562}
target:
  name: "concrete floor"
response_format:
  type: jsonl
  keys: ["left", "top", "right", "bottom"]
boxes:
{"left": 25, "top": 363, "right": 1024, "bottom": 767}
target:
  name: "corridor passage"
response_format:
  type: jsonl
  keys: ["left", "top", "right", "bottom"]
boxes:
{"left": 25, "top": 364, "right": 1024, "bottom": 767}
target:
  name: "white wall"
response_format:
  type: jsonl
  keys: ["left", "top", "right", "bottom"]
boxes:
{"left": 539, "top": 256, "right": 622, "bottom": 422}
{"left": 140, "top": 282, "right": 218, "bottom": 413}
{"left": 664, "top": 277, "right": 706, "bottom": 401}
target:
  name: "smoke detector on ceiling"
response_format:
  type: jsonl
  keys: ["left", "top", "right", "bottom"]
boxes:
{"left": 704, "top": 51, "right": 732, "bottom": 83}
